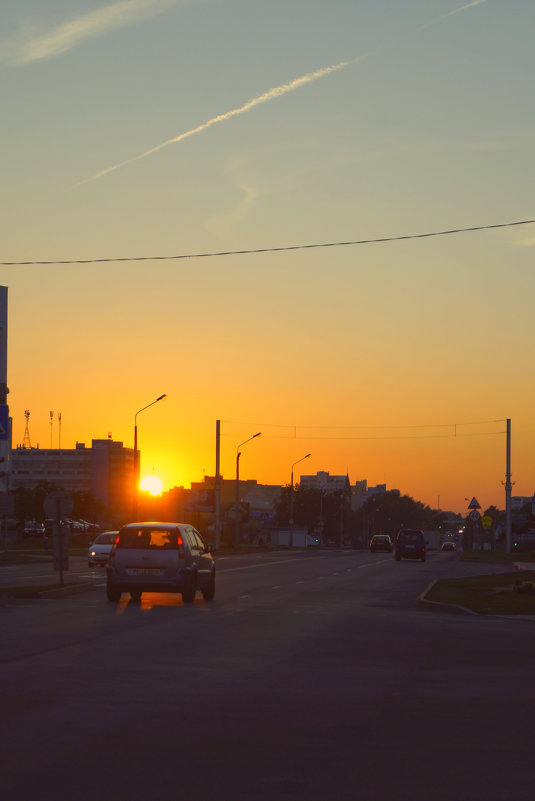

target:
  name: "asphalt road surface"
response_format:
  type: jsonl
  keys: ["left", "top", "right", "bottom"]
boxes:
{"left": 2, "top": 549, "right": 534, "bottom": 800}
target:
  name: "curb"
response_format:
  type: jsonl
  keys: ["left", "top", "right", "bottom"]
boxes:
{"left": 417, "top": 579, "right": 478, "bottom": 616}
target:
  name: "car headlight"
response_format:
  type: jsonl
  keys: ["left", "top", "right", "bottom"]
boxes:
{"left": 90, "top": 551, "right": 96, "bottom": 556}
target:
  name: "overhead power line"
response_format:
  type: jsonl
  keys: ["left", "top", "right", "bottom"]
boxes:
{"left": 221, "top": 418, "right": 507, "bottom": 442}
{"left": 220, "top": 430, "right": 507, "bottom": 442}
{"left": 222, "top": 418, "right": 506, "bottom": 431}
{"left": 1, "top": 219, "right": 534, "bottom": 267}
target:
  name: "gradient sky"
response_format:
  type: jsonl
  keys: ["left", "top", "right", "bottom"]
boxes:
{"left": 1, "top": 0, "right": 534, "bottom": 514}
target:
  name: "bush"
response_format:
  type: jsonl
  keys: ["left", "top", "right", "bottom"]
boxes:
{"left": 514, "top": 579, "right": 535, "bottom": 595}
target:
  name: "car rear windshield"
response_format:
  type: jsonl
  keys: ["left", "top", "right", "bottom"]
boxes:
{"left": 117, "top": 528, "right": 178, "bottom": 550}
{"left": 399, "top": 532, "right": 422, "bottom": 541}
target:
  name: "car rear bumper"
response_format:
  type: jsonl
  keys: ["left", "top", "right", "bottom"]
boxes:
{"left": 106, "top": 566, "right": 211, "bottom": 594}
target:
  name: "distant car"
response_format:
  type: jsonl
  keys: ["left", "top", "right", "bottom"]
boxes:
{"left": 395, "top": 529, "right": 426, "bottom": 562}
{"left": 23, "top": 522, "right": 44, "bottom": 537}
{"left": 88, "top": 531, "right": 118, "bottom": 567}
{"left": 66, "top": 518, "right": 87, "bottom": 532}
{"left": 441, "top": 541, "right": 456, "bottom": 552}
{"left": 106, "top": 522, "right": 216, "bottom": 603}
{"left": 370, "top": 534, "right": 393, "bottom": 553}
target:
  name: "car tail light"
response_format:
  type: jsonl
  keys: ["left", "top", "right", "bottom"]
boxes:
{"left": 109, "top": 534, "right": 120, "bottom": 559}
{"left": 177, "top": 535, "right": 185, "bottom": 558}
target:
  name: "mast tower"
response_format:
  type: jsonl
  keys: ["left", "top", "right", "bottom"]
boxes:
{"left": 23, "top": 410, "right": 32, "bottom": 449}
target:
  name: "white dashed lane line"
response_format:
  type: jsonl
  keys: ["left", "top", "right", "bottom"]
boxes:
{"left": 358, "top": 559, "right": 392, "bottom": 569}
{"left": 235, "top": 556, "right": 392, "bottom": 599}
{"left": 219, "top": 556, "right": 328, "bottom": 574}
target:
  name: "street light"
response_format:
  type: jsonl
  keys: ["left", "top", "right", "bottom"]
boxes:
{"left": 289, "top": 453, "right": 311, "bottom": 548}
{"left": 133, "top": 394, "right": 167, "bottom": 520}
{"left": 235, "top": 433, "right": 261, "bottom": 548}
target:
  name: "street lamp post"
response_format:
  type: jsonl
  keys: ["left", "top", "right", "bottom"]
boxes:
{"left": 289, "top": 453, "right": 311, "bottom": 548}
{"left": 234, "top": 433, "right": 261, "bottom": 549}
{"left": 133, "top": 394, "right": 167, "bottom": 520}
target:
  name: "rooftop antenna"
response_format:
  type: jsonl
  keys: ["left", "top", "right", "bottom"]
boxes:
{"left": 49, "top": 411, "right": 54, "bottom": 448}
{"left": 58, "top": 412, "right": 62, "bottom": 449}
{"left": 23, "top": 410, "right": 32, "bottom": 449}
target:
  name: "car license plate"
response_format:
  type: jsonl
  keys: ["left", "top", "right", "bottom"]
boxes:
{"left": 126, "top": 568, "right": 163, "bottom": 576}
{"left": 406, "top": 545, "right": 415, "bottom": 549}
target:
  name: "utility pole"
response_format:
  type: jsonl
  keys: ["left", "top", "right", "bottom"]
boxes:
{"left": 215, "top": 420, "right": 221, "bottom": 550}
{"left": 505, "top": 418, "right": 512, "bottom": 553}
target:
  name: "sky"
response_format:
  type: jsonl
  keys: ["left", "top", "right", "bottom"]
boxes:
{"left": 1, "top": 0, "right": 534, "bottom": 514}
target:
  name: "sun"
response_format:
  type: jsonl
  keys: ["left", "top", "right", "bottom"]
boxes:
{"left": 140, "top": 475, "right": 163, "bottom": 496}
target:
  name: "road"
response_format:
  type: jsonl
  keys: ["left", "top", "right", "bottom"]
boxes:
{"left": 2, "top": 549, "right": 534, "bottom": 800}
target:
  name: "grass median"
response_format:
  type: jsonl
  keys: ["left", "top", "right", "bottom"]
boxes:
{"left": 426, "top": 570, "right": 535, "bottom": 615}
{"left": 460, "top": 549, "right": 535, "bottom": 564}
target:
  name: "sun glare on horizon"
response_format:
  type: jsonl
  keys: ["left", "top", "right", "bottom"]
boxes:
{"left": 140, "top": 475, "right": 163, "bottom": 496}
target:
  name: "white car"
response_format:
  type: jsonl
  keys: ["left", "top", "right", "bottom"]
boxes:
{"left": 88, "top": 531, "right": 118, "bottom": 567}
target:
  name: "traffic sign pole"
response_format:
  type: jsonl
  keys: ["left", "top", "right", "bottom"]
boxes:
{"left": 44, "top": 491, "right": 73, "bottom": 585}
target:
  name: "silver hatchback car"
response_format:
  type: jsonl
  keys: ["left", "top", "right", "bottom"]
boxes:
{"left": 106, "top": 522, "right": 215, "bottom": 604}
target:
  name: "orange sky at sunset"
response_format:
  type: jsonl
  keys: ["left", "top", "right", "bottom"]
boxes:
{"left": 2, "top": 1, "right": 535, "bottom": 515}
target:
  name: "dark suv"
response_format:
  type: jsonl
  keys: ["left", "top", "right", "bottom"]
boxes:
{"left": 395, "top": 529, "right": 426, "bottom": 562}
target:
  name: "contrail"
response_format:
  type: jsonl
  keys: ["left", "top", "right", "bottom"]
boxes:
{"left": 79, "top": 55, "right": 367, "bottom": 185}
{"left": 7, "top": 0, "right": 184, "bottom": 66}
{"left": 417, "top": 0, "right": 489, "bottom": 31}
{"left": 444, "top": 0, "right": 489, "bottom": 19}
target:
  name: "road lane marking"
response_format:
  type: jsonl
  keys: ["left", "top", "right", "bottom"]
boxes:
{"left": 219, "top": 556, "right": 328, "bottom": 573}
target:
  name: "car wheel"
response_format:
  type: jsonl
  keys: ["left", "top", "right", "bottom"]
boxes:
{"left": 106, "top": 583, "right": 121, "bottom": 603}
{"left": 202, "top": 573, "right": 215, "bottom": 601}
{"left": 130, "top": 590, "right": 142, "bottom": 602}
{"left": 181, "top": 578, "right": 196, "bottom": 604}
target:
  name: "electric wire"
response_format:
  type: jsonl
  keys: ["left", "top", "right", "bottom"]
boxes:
{"left": 222, "top": 418, "right": 506, "bottom": 431}
{"left": 1, "top": 219, "right": 534, "bottom": 267}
